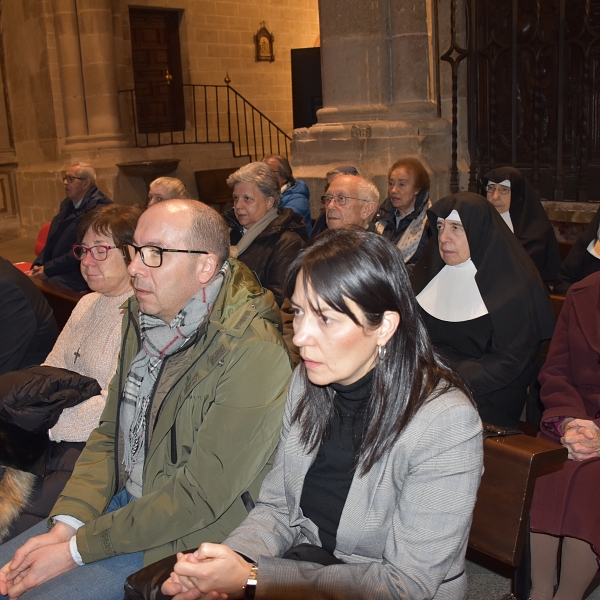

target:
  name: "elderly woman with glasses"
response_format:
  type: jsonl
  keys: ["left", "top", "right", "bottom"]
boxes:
{"left": 482, "top": 167, "right": 560, "bottom": 284}
{"left": 223, "top": 162, "right": 308, "bottom": 307}
{"left": 0, "top": 204, "right": 141, "bottom": 542}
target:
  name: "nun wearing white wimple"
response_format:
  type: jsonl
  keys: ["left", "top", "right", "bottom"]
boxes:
{"left": 411, "top": 192, "right": 555, "bottom": 428}
{"left": 482, "top": 166, "right": 560, "bottom": 284}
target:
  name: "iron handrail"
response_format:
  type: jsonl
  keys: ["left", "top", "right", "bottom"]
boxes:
{"left": 118, "top": 83, "right": 291, "bottom": 161}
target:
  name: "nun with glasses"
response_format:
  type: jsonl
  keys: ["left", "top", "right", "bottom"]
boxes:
{"left": 554, "top": 205, "right": 600, "bottom": 295}
{"left": 411, "top": 192, "right": 555, "bottom": 427}
{"left": 482, "top": 167, "right": 560, "bottom": 284}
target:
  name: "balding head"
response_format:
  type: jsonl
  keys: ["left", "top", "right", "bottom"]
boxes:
{"left": 148, "top": 199, "right": 230, "bottom": 267}
{"left": 128, "top": 200, "right": 230, "bottom": 323}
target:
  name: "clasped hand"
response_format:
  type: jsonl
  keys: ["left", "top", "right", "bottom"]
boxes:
{"left": 561, "top": 418, "right": 600, "bottom": 461}
{"left": 0, "top": 522, "right": 77, "bottom": 599}
{"left": 161, "top": 543, "right": 252, "bottom": 600}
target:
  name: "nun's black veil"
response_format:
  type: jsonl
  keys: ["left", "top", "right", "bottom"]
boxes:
{"left": 482, "top": 167, "right": 560, "bottom": 282}
{"left": 554, "top": 205, "right": 600, "bottom": 295}
{"left": 412, "top": 192, "right": 554, "bottom": 396}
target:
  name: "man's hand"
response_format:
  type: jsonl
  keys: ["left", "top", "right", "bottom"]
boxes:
{"left": 28, "top": 266, "right": 47, "bottom": 280}
{"left": 0, "top": 522, "right": 76, "bottom": 598}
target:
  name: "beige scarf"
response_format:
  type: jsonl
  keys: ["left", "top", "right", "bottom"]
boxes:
{"left": 230, "top": 207, "right": 279, "bottom": 258}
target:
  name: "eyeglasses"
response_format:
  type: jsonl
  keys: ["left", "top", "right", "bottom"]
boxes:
{"left": 123, "top": 244, "right": 208, "bottom": 268}
{"left": 73, "top": 244, "right": 118, "bottom": 261}
{"left": 63, "top": 176, "right": 86, "bottom": 184}
{"left": 485, "top": 184, "right": 511, "bottom": 196}
{"left": 320, "top": 194, "right": 367, "bottom": 206}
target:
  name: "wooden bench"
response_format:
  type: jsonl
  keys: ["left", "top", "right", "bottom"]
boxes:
{"left": 194, "top": 167, "right": 239, "bottom": 214}
{"left": 468, "top": 425, "right": 567, "bottom": 598}
{"left": 30, "top": 277, "right": 84, "bottom": 331}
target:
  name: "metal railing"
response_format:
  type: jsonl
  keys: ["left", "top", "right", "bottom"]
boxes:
{"left": 439, "top": 0, "right": 600, "bottom": 201}
{"left": 118, "top": 81, "right": 291, "bottom": 161}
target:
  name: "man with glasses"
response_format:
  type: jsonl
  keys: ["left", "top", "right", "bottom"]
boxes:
{"left": 323, "top": 175, "right": 379, "bottom": 231}
{"left": 29, "top": 162, "right": 111, "bottom": 292}
{"left": 0, "top": 199, "right": 291, "bottom": 600}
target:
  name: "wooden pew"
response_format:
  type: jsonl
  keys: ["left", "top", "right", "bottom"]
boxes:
{"left": 30, "top": 277, "right": 84, "bottom": 331}
{"left": 468, "top": 425, "right": 567, "bottom": 597}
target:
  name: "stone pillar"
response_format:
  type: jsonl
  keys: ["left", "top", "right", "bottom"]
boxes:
{"left": 77, "top": 2, "right": 123, "bottom": 143}
{"left": 53, "top": 0, "right": 124, "bottom": 147}
{"left": 292, "top": 0, "right": 451, "bottom": 214}
{"left": 53, "top": 0, "right": 88, "bottom": 141}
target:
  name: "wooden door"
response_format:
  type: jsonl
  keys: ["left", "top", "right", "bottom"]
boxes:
{"left": 129, "top": 8, "right": 185, "bottom": 133}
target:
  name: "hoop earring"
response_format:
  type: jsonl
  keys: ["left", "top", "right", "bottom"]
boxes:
{"left": 378, "top": 345, "right": 387, "bottom": 360}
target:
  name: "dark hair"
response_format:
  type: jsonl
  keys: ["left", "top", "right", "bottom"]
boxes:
{"left": 284, "top": 228, "right": 471, "bottom": 475}
{"left": 388, "top": 157, "right": 430, "bottom": 191}
{"left": 263, "top": 154, "right": 295, "bottom": 186}
{"left": 78, "top": 204, "right": 142, "bottom": 248}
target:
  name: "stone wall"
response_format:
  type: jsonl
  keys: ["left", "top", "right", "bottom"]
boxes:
{"left": 0, "top": 0, "right": 320, "bottom": 232}
{"left": 115, "top": 0, "right": 320, "bottom": 138}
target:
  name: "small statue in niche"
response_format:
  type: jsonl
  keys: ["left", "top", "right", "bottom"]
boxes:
{"left": 255, "top": 22, "right": 275, "bottom": 62}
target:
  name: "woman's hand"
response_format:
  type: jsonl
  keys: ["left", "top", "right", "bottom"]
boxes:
{"left": 162, "top": 546, "right": 251, "bottom": 599}
{"left": 562, "top": 419, "right": 600, "bottom": 461}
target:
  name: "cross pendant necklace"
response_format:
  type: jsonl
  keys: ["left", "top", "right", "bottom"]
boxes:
{"left": 74, "top": 348, "right": 81, "bottom": 363}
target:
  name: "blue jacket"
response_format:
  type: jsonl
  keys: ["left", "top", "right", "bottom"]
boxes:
{"left": 280, "top": 180, "right": 312, "bottom": 234}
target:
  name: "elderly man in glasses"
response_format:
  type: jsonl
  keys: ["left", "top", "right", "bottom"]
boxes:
{"left": 323, "top": 175, "right": 379, "bottom": 231}
{"left": 29, "top": 162, "right": 112, "bottom": 292}
{"left": 0, "top": 199, "right": 291, "bottom": 600}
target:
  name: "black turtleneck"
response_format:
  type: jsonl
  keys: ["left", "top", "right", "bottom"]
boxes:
{"left": 299, "top": 369, "right": 374, "bottom": 554}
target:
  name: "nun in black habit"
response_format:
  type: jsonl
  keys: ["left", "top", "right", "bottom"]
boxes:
{"left": 482, "top": 167, "right": 560, "bottom": 283}
{"left": 411, "top": 192, "right": 555, "bottom": 427}
{"left": 554, "top": 205, "right": 600, "bottom": 295}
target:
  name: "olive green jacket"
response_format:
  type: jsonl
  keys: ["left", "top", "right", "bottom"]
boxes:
{"left": 49, "top": 259, "right": 291, "bottom": 566}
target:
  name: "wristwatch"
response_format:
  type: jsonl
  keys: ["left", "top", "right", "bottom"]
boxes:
{"left": 245, "top": 563, "right": 258, "bottom": 599}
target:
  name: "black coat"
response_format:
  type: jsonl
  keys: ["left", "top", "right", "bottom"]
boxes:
{"left": 554, "top": 205, "right": 600, "bottom": 295}
{"left": 33, "top": 186, "right": 112, "bottom": 292}
{"left": 225, "top": 207, "right": 308, "bottom": 306}
{"left": 0, "top": 256, "right": 58, "bottom": 376}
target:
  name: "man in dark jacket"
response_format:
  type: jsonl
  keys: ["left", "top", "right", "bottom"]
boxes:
{"left": 0, "top": 256, "right": 58, "bottom": 376}
{"left": 30, "top": 163, "right": 112, "bottom": 292}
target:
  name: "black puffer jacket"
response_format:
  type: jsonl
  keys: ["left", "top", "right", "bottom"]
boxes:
{"left": 225, "top": 207, "right": 308, "bottom": 306}
{"left": 0, "top": 366, "right": 99, "bottom": 472}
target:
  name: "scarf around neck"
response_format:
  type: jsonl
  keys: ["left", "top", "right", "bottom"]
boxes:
{"left": 121, "top": 262, "right": 228, "bottom": 480}
{"left": 230, "top": 207, "right": 278, "bottom": 258}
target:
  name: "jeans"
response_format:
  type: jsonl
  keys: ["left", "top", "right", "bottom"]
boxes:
{"left": 0, "top": 489, "right": 144, "bottom": 600}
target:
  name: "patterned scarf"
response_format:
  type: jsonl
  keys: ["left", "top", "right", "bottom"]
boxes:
{"left": 396, "top": 196, "right": 432, "bottom": 263}
{"left": 122, "top": 263, "right": 228, "bottom": 477}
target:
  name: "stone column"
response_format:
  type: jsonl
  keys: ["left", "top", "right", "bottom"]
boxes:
{"left": 77, "top": 2, "right": 123, "bottom": 143}
{"left": 53, "top": 0, "right": 88, "bottom": 141}
{"left": 292, "top": 0, "right": 451, "bottom": 213}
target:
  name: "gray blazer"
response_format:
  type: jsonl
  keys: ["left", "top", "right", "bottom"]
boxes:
{"left": 225, "top": 369, "right": 483, "bottom": 599}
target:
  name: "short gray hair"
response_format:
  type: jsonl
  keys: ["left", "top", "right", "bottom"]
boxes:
{"left": 150, "top": 177, "right": 191, "bottom": 200}
{"left": 356, "top": 177, "right": 379, "bottom": 205}
{"left": 227, "top": 162, "right": 281, "bottom": 206}
{"left": 71, "top": 162, "right": 96, "bottom": 185}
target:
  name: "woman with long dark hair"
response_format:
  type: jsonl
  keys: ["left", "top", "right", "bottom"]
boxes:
{"left": 159, "top": 229, "right": 483, "bottom": 600}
